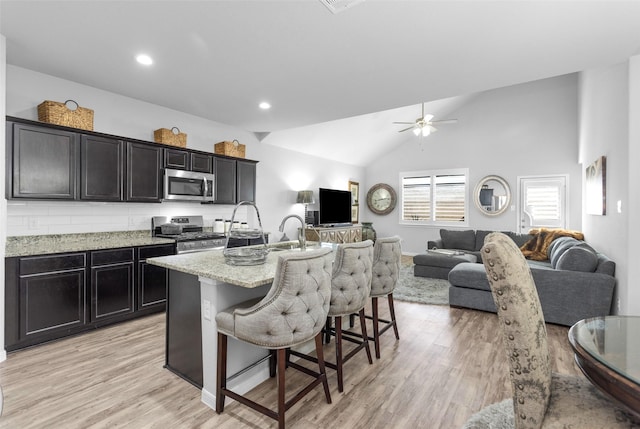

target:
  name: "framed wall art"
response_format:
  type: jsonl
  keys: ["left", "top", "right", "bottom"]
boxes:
{"left": 585, "top": 155, "right": 606, "bottom": 215}
{"left": 349, "top": 180, "right": 359, "bottom": 223}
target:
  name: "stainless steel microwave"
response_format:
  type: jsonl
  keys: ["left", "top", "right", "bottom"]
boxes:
{"left": 163, "top": 168, "right": 214, "bottom": 202}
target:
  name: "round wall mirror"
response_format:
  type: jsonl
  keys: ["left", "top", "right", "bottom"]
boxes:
{"left": 473, "top": 175, "right": 511, "bottom": 216}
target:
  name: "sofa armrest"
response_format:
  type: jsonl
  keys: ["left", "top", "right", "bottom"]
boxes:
{"left": 427, "top": 239, "right": 443, "bottom": 250}
{"left": 530, "top": 268, "right": 616, "bottom": 325}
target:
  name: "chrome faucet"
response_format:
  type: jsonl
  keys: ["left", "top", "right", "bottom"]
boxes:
{"left": 279, "top": 214, "right": 306, "bottom": 250}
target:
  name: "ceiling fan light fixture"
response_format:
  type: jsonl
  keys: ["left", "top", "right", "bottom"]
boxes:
{"left": 412, "top": 127, "right": 421, "bottom": 136}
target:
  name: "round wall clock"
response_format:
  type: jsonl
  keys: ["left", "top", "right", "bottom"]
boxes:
{"left": 366, "top": 183, "right": 397, "bottom": 215}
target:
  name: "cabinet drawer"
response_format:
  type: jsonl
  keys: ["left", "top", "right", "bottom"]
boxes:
{"left": 138, "top": 244, "right": 176, "bottom": 260}
{"left": 20, "top": 253, "right": 86, "bottom": 276}
{"left": 91, "top": 248, "right": 134, "bottom": 266}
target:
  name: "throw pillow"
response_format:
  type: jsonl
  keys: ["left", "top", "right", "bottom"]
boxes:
{"left": 549, "top": 237, "right": 581, "bottom": 268}
{"left": 556, "top": 243, "right": 599, "bottom": 272}
{"left": 440, "top": 229, "right": 476, "bottom": 251}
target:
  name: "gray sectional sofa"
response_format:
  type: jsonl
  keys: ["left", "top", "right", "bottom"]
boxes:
{"left": 415, "top": 229, "right": 616, "bottom": 326}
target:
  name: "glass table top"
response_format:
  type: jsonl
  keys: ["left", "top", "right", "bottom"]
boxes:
{"left": 571, "top": 316, "right": 640, "bottom": 385}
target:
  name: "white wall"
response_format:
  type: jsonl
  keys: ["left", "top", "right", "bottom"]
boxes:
{"left": 5, "top": 66, "right": 364, "bottom": 240}
{"left": 1, "top": 34, "right": 7, "bottom": 362}
{"left": 579, "top": 59, "right": 640, "bottom": 316}
{"left": 364, "top": 74, "right": 582, "bottom": 255}
{"left": 629, "top": 56, "right": 640, "bottom": 316}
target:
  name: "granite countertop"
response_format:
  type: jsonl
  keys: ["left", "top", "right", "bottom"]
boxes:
{"left": 146, "top": 240, "right": 330, "bottom": 288}
{"left": 146, "top": 249, "right": 278, "bottom": 288}
{"left": 5, "top": 231, "right": 175, "bottom": 257}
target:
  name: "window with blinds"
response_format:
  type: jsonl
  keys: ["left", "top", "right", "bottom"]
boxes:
{"left": 400, "top": 169, "right": 468, "bottom": 225}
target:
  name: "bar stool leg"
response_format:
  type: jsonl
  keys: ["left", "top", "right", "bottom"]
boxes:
{"left": 334, "top": 316, "right": 344, "bottom": 392}
{"left": 388, "top": 294, "right": 400, "bottom": 340}
{"left": 277, "top": 348, "right": 286, "bottom": 429}
{"left": 359, "top": 309, "right": 373, "bottom": 364}
{"left": 372, "top": 297, "right": 381, "bottom": 359}
{"left": 315, "top": 332, "right": 332, "bottom": 403}
{"left": 216, "top": 332, "right": 228, "bottom": 413}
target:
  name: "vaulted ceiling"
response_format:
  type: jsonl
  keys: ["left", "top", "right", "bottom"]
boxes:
{"left": 2, "top": 1, "right": 640, "bottom": 165}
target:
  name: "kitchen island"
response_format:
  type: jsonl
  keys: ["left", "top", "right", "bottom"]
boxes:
{"left": 146, "top": 242, "right": 321, "bottom": 411}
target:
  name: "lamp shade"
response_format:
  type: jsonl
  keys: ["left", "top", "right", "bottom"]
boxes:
{"left": 296, "top": 190, "right": 315, "bottom": 204}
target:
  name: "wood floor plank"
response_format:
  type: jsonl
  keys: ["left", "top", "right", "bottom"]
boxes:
{"left": 0, "top": 295, "right": 581, "bottom": 428}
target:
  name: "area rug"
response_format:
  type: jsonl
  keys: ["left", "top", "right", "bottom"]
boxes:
{"left": 393, "top": 265, "right": 450, "bottom": 305}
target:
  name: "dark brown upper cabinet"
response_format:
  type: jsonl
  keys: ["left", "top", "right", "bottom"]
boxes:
{"left": 6, "top": 117, "right": 257, "bottom": 204}
{"left": 80, "top": 135, "right": 124, "bottom": 201}
{"left": 126, "top": 142, "right": 163, "bottom": 202}
{"left": 8, "top": 121, "right": 78, "bottom": 200}
{"left": 237, "top": 160, "right": 257, "bottom": 203}
{"left": 164, "top": 148, "right": 190, "bottom": 170}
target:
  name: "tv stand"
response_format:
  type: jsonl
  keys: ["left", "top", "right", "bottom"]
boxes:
{"left": 305, "top": 224, "right": 362, "bottom": 244}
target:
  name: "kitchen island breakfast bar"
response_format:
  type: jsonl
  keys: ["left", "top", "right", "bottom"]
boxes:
{"left": 146, "top": 243, "right": 315, "bottom": 411}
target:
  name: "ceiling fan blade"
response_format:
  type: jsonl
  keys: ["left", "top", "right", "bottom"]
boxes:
{"left": 433, "top": 119, "right": 458, "bottom": 124}
{"left": 398, "top": 126, "right": 416, "bottom": 133}
{"left": 392, "top": 121, "right": 416, "bottom": 124}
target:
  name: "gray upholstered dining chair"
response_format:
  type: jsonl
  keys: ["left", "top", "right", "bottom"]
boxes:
{"left": 463, "top": 232, "right": 639, "bottom": 429}
{"left": 291, "top": 240, "right": 374, "bottom": 392}
{"left": 368, "top": 236, "right": 402, "bottom": 359}
{"left": 215, "top": 248, "right": 333, "bottom": 429}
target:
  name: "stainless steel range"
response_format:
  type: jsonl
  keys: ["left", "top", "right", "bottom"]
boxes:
{"left": 152, "top": 215, "right": 226, "bottom": 254}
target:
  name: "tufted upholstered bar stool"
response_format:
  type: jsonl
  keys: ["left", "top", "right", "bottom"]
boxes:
{"left": 366, "top": 236, "right": 402, "bottom": 359}
{"left": 215, "top": 248, "right": 333, "bottom": 429}
{"left": 291, "top": 240, "right": 374, "bottom": 392}
{"left": 463, "top": 232, "right": 639, "bottom": 429}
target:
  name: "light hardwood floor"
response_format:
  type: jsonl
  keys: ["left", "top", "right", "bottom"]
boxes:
{"left": 0, "top": 291, "right": 581, "bottom": 428}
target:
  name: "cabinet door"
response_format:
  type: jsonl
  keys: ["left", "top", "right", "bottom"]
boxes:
{"left": 19, "top": 269, "right": 86, "bottom": 339}
{"left": 237, "top": 160, "right": 257, "bottom": 203}
{"left": 90, "top": 248, "right": 134, "bottom": 321}
{"left": 80, "top": 135, "right": 124, "bottom": 201}
{"left": 10, "top": 122, "right": 77, "bottom": 199}
{"left": 137, "top": 244, "right": 175, "bottom": 311}
{"left": 213, "top": 157, "right": 237, "bottom": 204}
{"left": 91, "top": 263, "right": 134, "bottom": 320}
{"left": 164, "top": 148, "right": 190, "bottom": 170}
{"left": 138, "top": 261, "right": 168, "bottom": 310}
{"left": 126, "top": 142, "right": 163, "bottom": 202}
{"left": 191, "top": 153, "right": 212, "bottom": 173}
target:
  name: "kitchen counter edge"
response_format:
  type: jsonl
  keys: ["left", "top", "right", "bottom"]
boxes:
{"left": 5, "top": 231, "right": 176, "bottom": 257}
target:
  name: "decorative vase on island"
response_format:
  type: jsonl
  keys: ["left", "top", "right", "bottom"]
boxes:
{"left": 361, "top": 222, "right": 377, "bottom": 242}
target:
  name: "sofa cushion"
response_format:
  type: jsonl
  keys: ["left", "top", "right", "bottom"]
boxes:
{"left": 505, "top": 231, "right": 532, "bottom": 248}
{"left": 475, "top": 230, "right": 493, "bottom": 251}
{"left": 441, "top": 229, "right": 476, "bottom": 251}
{"left": 548, "top": 237, "right": 581, "bottom": 268}
{"left": 556, "top": 243, "right": 599, "bottom": 273}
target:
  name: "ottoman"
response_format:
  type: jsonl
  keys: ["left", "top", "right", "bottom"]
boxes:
{"left": 413, "top": 251, "right": 478, "bottom": 279}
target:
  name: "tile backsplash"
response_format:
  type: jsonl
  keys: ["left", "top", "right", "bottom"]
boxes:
{"left": 6, "top": 200, "right": 248, "bottom": 236}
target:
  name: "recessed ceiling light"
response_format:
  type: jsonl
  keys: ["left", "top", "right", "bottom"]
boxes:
{"left": 259, "top": 102, "right": 271, "bottom": 110}
{"left": 136, "top": 54, "right": 153, "bottom": 66}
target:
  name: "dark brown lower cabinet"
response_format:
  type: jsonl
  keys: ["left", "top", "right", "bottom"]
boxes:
{"left": 137, "top": 244, "right": 175, "bottom": 311}
{"left": 90, "top": 248, "right": 134, "bottom": 321}
{"left": 20, "top": 257, "right": 87, "bottom": 340}
{"left": 5, "top": 243, "right": 176, "bottom": 352}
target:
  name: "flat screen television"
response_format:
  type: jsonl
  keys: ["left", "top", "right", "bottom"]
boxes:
{"left": 318, "top": 188, "right": 352, "bottom": 226}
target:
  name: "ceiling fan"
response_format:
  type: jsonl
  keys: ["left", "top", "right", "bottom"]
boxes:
{"left": 393, "top": 103, "right": 458, "bottom": 137}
